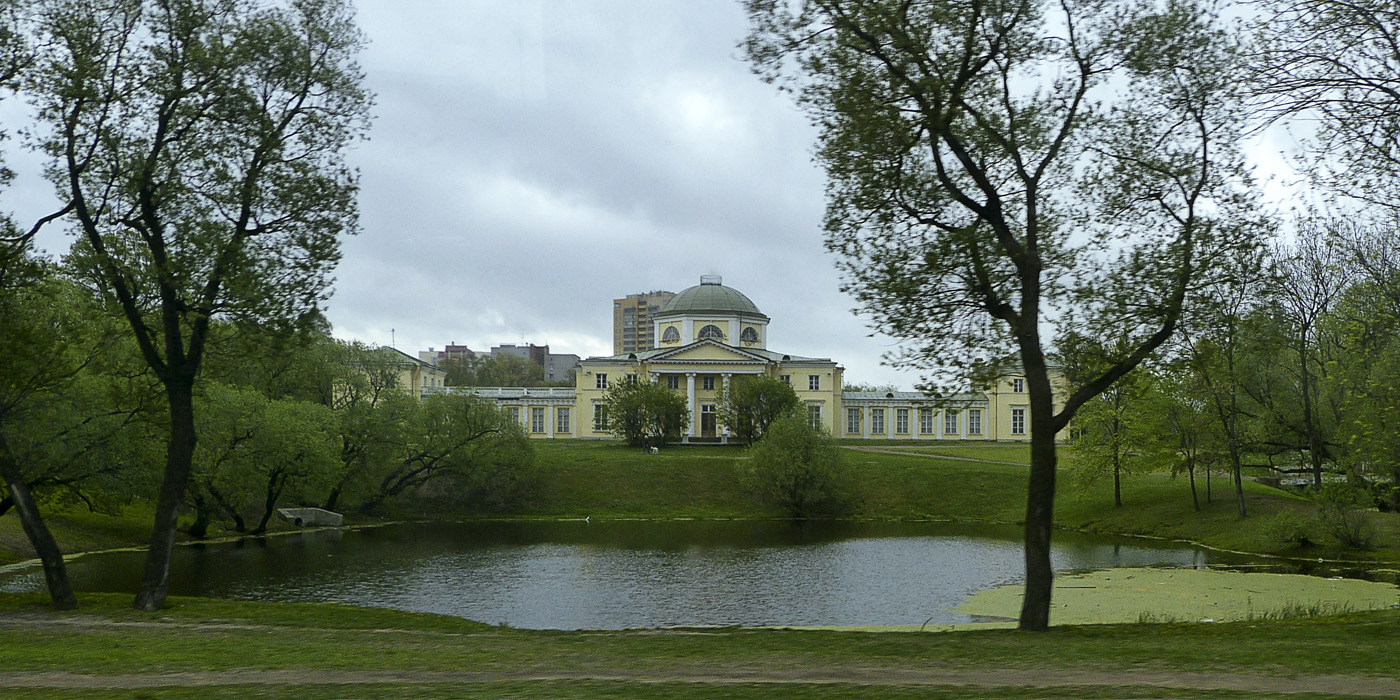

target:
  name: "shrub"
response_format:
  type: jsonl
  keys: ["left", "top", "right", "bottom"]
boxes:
{"left": 1314, "top": 483, "right": 1375, "bottom": 549}
{"left": 1263, "top": 511, "right": 1313, "bottom": 548}
{"left": 747, "top": 411, "right": 851, "bottom": 518}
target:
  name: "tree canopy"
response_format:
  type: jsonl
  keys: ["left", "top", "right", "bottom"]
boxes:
{"left": 745, "top": 0, "right": 1262, "bottom": 630}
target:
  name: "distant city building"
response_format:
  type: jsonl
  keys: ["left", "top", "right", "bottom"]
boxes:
{"left": 490, "top": 343, "right": 580, "bottom": 383}
{"left": 418, "top": 343, "right": 475, "bottom": 366}
{"left": 613, "top": 290, "right": 676, "bottom": 354}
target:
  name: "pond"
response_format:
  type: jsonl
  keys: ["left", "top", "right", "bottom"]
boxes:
{"left": 0, "top": 520, "right": 1300, "bottom": 629}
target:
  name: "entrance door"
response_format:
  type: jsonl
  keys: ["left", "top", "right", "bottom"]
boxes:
{"left": 700, "top": 404, "right": 716, "bottom": 437}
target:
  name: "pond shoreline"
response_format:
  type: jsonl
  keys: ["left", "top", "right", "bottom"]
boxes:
{"left": 3, "top": 513, "right": 1397, "bottom": 577}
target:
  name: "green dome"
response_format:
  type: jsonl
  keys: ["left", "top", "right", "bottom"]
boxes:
{"left": 656, "top": 276, "right": 767, "bottom": 320}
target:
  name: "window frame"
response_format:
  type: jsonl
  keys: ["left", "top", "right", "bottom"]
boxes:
{"left": 698, "top": 324, "right": 725, "bottom": 341}
{"left": 807, "top": 403, "right": 823, "bottom": 430}
{"left": 1011, "top": 407, "right": 1026, "bottom": 435}
{"left": 944, "top": 409, "right": 960, "bottom": 435}
{"left": 556, "top": 407, "right": 570, "bottom": 434}
{"left": 895, "top": 408, "right": 910, "bottom": 434}
{"left": 967, "top": 408, "right": 982, "bottom": 435}
{"left": 919, "top": 408, "right": 934, "bottom": 435}
{"left": 596, "top": 373, "right": 608, "bottom": 390}
{"left": 808, "top": 374, "right": 820, "bottom": 391}
{"left": 530, "top": 407, "right": 545, "bottom": 434}
{"left": 871, "top": 408, "right": 885, "bottom": 435}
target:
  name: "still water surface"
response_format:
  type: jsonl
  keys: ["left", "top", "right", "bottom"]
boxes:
{"left": 2, "top": 520, "right": 1265, "bottom": 628}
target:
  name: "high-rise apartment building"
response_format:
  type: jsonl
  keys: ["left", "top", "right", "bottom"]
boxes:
{"left": 612, "top": 290, "right": 675, "bottom": 354}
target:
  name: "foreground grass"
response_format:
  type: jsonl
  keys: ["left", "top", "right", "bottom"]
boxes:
{"left": 0, "top": 593, "right": 1397, "bottom": 699}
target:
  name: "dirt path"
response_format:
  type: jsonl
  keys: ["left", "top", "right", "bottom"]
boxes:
{"left": 1, "top": 666, "right": 1396, "bottom": 695}
{"left": 841, "top": 445, "right": 1026, "bottom": 466}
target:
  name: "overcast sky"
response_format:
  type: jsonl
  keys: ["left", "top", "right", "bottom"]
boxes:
{"left": 7, "top": 0, "right": 1306, "bottom": 390}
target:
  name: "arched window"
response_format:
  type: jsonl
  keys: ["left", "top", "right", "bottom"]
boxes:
{"left": 698, "top": 324, "right": 725, "bottom": 341}
{"left": 740, "top": 327, "right": 758, "bottom": 343}
{"left": 662, "top": 326, "right": 680, "bottom": 343}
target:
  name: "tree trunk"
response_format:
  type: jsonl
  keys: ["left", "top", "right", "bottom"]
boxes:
{"left": 1018, "top": 389, "right": 1059, "bottom": 631}
{"left": 1188, "top": 459, "right": 1200, "bottom": 512}
{"left": 1112, "top": 454, "right": 1122, "bottom": 508}
{"left": 1299, "top": 340, "right": 1323, "bottom": 488}
{"left": 186, "top": 494, "right": 212, "bottom": 540}
{"left": 251, "top": 471, "right": 286, "bottom": 535}
{"left": 134, "top": 376, "right": 197, "bottom": 612}
{"left": 1230, "top": 445, "right": 1247, "bottom": 518}
{"left": 0, "top": 438, "right": 77, "bottom": 610}
{"left": 322, "top": 484, "right": 343, "bottom": 512}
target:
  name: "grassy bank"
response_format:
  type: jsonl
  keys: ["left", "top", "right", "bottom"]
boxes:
{"left": 3, "top": 440, "right": 1397, "bottom": 563}
{"left": 0, "top": 593, "right": 1397, "bottom": 698}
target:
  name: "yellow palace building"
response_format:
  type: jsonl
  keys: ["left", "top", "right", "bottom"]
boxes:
{"left": 449, "top": 276, "right": 1060, "bottom": 442}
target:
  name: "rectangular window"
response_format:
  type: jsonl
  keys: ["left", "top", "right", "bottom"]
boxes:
{"left": 871, "top": 408, "right": 885, "bottom": 434}
{"left": 919, "top": 408, "right": 934, "bottom": 435}
{"left": 809, "top": 375, "right": 820, "bottom": 391}
{"left": 556, "top": 407, "right": 570, "bottom": 434}
{"left": 626, "top": 374, "right": 637, "bottom": 384}
{"left": 596, "top": 373, "right": 608, "bottom": 389}
{"left": 667, "top": 375, "right": 680, "bottom": 390}
{"left": 507, "top": 406, "right": 520, "bottom": 424}
{"left": 1011, "top": 407, "right": 1026, "bottom": 435}
{"left": 968, "top": 409, "right": 982, "bottom": 435}
{"left": 944, "top": 409, "right": 960, "bottom": 435}
{"left": 594, "top": 405, "right": 608, "bottom": 431}
{"left": 531, "top": 407, "right": 545, "bottom": 434}
{"left": 895, "top": 408, "right": 910, "bottom": 434}
{"left": 702, "top": 376, "right": 715, "bottom": 391}
{"left": 780, "top": 375, "right": 790, "bottom": 384}
{"left": 807, "top": 404, "right": 823, "bottom": 430}
{"left": 846, "top": 407, "right": 861, "bottom": 435}
{"left": 1012, "top": 378, "right": 1025, "bottom": 393}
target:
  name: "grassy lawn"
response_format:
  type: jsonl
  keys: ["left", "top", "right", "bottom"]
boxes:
{"left": 5, "top": 439, "right": 1398, "bottom": 563}
{"left": 0, "top": 593, "right": 1397, "bottom": 699}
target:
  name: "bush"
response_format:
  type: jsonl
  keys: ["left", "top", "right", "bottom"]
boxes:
{"left": 747, "top": 411, "right": 851, "bottom": 518}
{"left": 1263, "top": 511, "right": 1313, "bottom": 548}
{"left": 1314, "top": 483, "right": 1375, "bottom": 549}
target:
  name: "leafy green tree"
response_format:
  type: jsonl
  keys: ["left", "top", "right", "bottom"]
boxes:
{"left": 602, "top": 377, "right": 689, "bottom": 448}
{"left": 187, "top": 383, "right": 339, "bottom": 537}
{"left": 745, "top": 0, "right": 1260, "bottom": 629}
{"left": 355, "top": 393, "right": 533, "bottom": 513}
{"left": 1253, "top": 0, "right": 1400, "bottom": 212}
{"left": 717, "top": 374, "right": 801, "bottom": 445}
{"left": 28, "top": 0, "right": 372, "bottom": 610}
{"left": 747, "top": 410, "right": 850, "bottom": 518}
{"left": 444, "top": 354, "right": 547, "bottom": 388}
{"left": 1067, "top": 372, "right": 1154, "bottom": 509}
{"left": 1147, "top": 362, "right": 1215, "bottom": 511}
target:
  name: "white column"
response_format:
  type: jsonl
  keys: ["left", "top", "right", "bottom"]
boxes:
{"left": 862, "top": 407, "right": 870, "bottom": 439}
{"left": 720, "top": 373, "right": 732, "bottom": 439}
{"left": 887, "top": 407, "right": 894, "bottom": 439}
{"left": 682, "top": 318, "right": 694, "bottom": 342}
{"left": 546, "top": 406, "right": 554, "bottom": 438}
{"left": 728, "top": 318, "right": 740, "bottom": 343}
{"left": 687, "top": 372, "right": 697, "bottom": 437}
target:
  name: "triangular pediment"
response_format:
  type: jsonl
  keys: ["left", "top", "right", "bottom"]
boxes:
{"left": 647, "top": 339, "right": 770, "bottom": 364}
